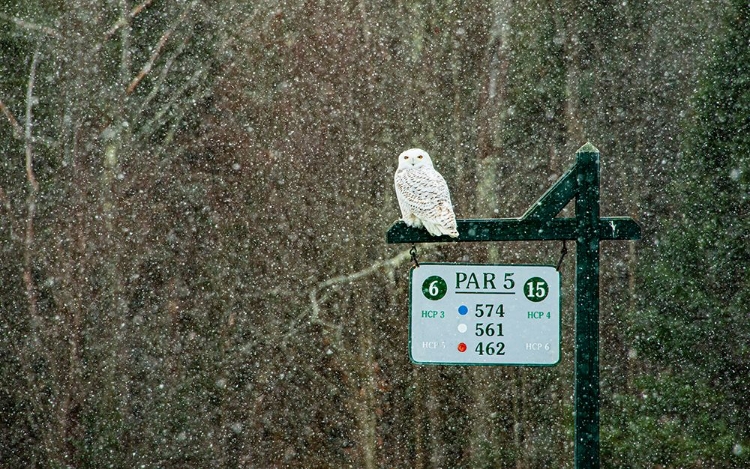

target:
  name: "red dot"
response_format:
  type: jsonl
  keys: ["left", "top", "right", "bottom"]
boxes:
{"left": 457, "top": 342, "right": 467, "bottom": 353}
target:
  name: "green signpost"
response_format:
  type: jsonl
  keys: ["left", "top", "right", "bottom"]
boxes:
{"left": 386, "top": 143, "right": 641, "bottom": 468}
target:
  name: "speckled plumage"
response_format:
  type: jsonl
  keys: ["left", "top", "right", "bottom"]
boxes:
{"left": 394, "top": 148, "right": 459, "bottom": 238}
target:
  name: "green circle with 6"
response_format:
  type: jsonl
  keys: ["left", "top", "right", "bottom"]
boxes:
{"left": 422, "top": 275, "right": 447, "bottom": 300}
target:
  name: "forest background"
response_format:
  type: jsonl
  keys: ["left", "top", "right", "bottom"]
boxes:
{"left": 0, "top": 0, "right": 748, "bottom": 467}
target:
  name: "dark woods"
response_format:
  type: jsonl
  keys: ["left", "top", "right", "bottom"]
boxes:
{"left": 0, "top": 1, "right": 747, "bottom": 467}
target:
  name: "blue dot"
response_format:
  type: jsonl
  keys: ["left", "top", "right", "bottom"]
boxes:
{"left": 458, "top": 305, "right": 468, "bottom": 315}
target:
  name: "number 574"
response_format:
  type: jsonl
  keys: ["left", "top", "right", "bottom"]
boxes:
{"left": 474, "top": 304, "right": 505, "bottom": 318}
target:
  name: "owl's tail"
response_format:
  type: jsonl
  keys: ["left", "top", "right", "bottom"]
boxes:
{"left": 443, "top": 226, "right": 460, "bottom": 238}
{"left": 423, "top": 220, "right": 459, "bottom": 238}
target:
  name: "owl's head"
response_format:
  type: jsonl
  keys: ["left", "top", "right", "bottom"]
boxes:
{"left": 397, "top": 148, "right": 433, "bottom": 169}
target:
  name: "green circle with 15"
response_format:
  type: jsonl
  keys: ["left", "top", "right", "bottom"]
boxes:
{"left": 422, "top": 276, "right": 447, "bottom": 301}
{"left": 524, "top": 277, "right": 549, "bottom": 302}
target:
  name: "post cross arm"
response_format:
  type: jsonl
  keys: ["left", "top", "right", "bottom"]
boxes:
{"left": 386, "top": 217, "right": 640, "bottom": 243}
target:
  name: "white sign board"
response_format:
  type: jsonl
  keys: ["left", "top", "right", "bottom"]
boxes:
{"left": 409, "top": 263, "right": 561, "bottom": 366}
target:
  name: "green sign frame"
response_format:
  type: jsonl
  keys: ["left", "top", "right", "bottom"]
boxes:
{"left": 408, "top": 263, "right": 562, "bottom": 366}
{"left": 386, "top": 143, "right": 641, "bottom": 468}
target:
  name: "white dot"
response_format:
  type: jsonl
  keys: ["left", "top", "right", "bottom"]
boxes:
{"left": 457, "top": 324, "right": 467, "bottom": 333}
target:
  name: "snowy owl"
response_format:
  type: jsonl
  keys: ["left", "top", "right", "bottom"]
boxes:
{"left": 394, "top": 148, "right": 459, "bottom": 238}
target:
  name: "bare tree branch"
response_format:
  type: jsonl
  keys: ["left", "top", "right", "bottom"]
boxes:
{"left": 0, "top": 13, "right": 62, "bottom": 38}
{"left": 300, "top": 246, "right": 431, "bottom": 340}
{"left": 313, "top": 249, "right": 415, "bottom": 294}
{"left": 126, "top": 1, "right": 198, "bottom": 94}
{"left": 25, "top": 50, "right": 40, "bottom": 193}
{"left": 23, "top": 48, "right": 40, "bottom": 323}
{"left": 102, "top": 0, "right": 155, "bottom": 42}
{"left": 0, "top": 186, "right": 9, "bottom": 211}
{"left": 90, "top": 0, "right": 156, "bottom": 56}
{"left": 0, "top": 98, "right": 23, "bottom": 139}
{"left": 119, "top": 0, "right": 132, "bottom": 92}
{"left": 136, "top": 38, "right": 191, "bottom": 116}
{"left": 137, "top": 67, "right": 206, "bottom": 139}
{"left": 160, "top": 81, "right": 212, "bottom": 145}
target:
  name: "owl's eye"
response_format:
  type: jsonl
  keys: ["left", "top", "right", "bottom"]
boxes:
{"left": 403, "top": 155, "right": 409, "bottom": 159}
{"left": 417, "top": 155, "right": 423, "bottom": 159}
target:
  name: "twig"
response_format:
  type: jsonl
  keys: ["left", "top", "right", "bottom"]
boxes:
{"left": 313, "top": 249, "right": 414, "bottom": 295}
{"left": 0, "top": 98, "right": 23, "bottom": 139}
{"left": 0, "top": 186, "right": 19, "bottom": 243}
{"left": 126, "top": 1, "right": 197, "bottom": 94}
{"left": 23, "top": 48, "right": 41, "bottom": 324}
{"left": 0, "top": 13, "right": 61, "bottom": 38}
{"left": 0, "top": 186, "right": 9, "bottom": 211}
{"left": 137, "top": 67, "right": 206, "bottom": 138}
{"left": 294, "top": 246, "right": 432, "bottom": 343}
{"left": 90, "top": 0, "right": 156, "bottom": 56}
{"left": 25, "top": 50, "right": 40, "bottom": 192}
{"left": 119, "top": 0, "right": 132, "bottom": 92}
{"left": 135, "top": 37, "right": 190, "bottom": 116}
{"left": 160, "top": 82, "right": 212, "bottom": 145}
{"left": 102, "top": 0, "right": 155, "bottom": 42}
